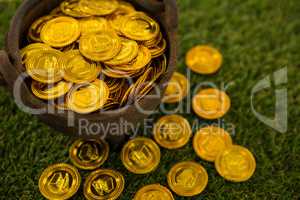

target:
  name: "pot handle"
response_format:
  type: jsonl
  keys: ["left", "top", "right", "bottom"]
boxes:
{"left": 0, "top": 50, "right": 19, "bottom": 89}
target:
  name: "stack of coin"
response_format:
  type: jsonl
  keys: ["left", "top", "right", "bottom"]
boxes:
{"left": 22, "top": 0, "right": 168, "bottom": 114}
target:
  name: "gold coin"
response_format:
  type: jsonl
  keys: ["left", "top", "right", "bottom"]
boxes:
{"left": 31, "top": 80, "right": 73, "bottom": 100}
{"left": 162, "top": 72, "right": 189, "bottom": 103}
{"left": 79, "top": 0, "right": 119, "bottom": 16}
{"left": 112, "top": 45, "right": 151, "bottom": 70}
{"left": 121, "top": 137, "right": 161, "bottom": 174}
{"left": 39, "top": 163, "right": 81, "bottom": 200}
{"left": 79, "top": 31, "right": 121, "bottom": 62}
{"left": 134, "top": 184, "right": 174, "bottom": 200}
{"left": 192, "top": 88, "right": 231, "bottom": 119}
{"left": 104, "top": 38, "right": 138, "bottom": 65}
{"left": 149, "top": 39, "right": 167, "bottom": 58}
{"left": 84, "top": 169, "right": 124, "bottom": 200}
{"left": 193, "top": 126, "right": 233, "bottom": 162}
{"left": 21, "top": 43, "right": 52, "bottom": 64}
{"left": 215, "top": 145, "right": 256, "bottom": 182}
{"left": 63, "top": 50, "right": 101, "bottom": 83}
{"left": 25, "top": 49, "right": 65, "bottom": 83}
{"left": 186, "top": 45, "right": 223, "bottom": 75}
{"left": 69, "top": 138, "right": 109, "bottom": 170}
{"left": 121, "top": 12, "right": 160, "bottom": 41}
{"left": 154, "top": 114, "right": 192, "bottom": 149}
{"left": 167, "top": 161, "right": 208, "bottom": 197}
{"left": 107, "top": 1, "right": 135, "bottom": 34}
{"left": 40, "top": 16, "right": 80, "bottom": 47}
{"left": 67, "top": 79, "right": 110, "bottom": 114}
{"left": 60, "top": 0, "right": 91, "bottom": 18}
{"left": 79, "top": 17, "right": 110, "bottom": 35}
{"left": 28, "top": 15, "right": 58, "bottom": 42}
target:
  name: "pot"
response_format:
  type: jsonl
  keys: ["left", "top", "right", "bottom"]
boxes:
{"left": 0, "top": 0, "right": 178, "bottom": 148}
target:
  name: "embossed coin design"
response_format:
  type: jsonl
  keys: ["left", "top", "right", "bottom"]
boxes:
{"left": 79, "top": 31, "right": 121, "bottom": 61}
{"left": 186, "top": 45, "right": 223, "bottom": 74}
{"left": 25, "top": 49, "right": 65, "bottom": 83}
{"left": 154, "top": 114, "right": 192, "bottom": 149}
{"left": 79, "top": 0, "right": 119, "bottom": 16}
{"left": 121, "top": 12, "right": 160, "bottom": 41}
{"left": 40, "top": 16, "right": 80, "bottom": 47}
{"left": 121, "top": 137, "right": 161, "bottom": 174}
{"left": 167, "top": 161, "right": 208, "bottom": 197}
{"left": 163, "top": 72, "right": 189, "bottom": 103}
{"left": 69, "top": 139, "right": 109, "bottom": 170}
{"left": 134, "top": 184, "right": 174, "bottom": 200}
{"left": 215, "top": 145, "right": 256, "bottom": 182}
{"left": 67, "top": 80, "right": 110, "bottom": 114}
{"left": 192, "top": 88, "right": 231, "bottom": 119}
{"left": 63, "top": 50, "right": 101, "bottom": 83}
{"left": 193, "top": 126, "right": 233, "bottom": 162}
{"left": 39, "top": 163, "right": 81, "bottom": 200}
{"left": 84, "top": 169, "right": 125, "bottom": 200}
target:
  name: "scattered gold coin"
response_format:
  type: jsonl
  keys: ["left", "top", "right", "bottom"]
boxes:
{"left": 84, "top": 169, "right": 125, "bottom": 200}
{"left": 67, "top": 79, "right": 110, "bottom": 114}
{"left": 163, "top": 72, "right": 189, "bottom": 103}
{"left": 121, "top": 137, "right": 161, "bottom": 174}
{"left": 193, "top": 126, "right": 233, "bottom": 162}
{"left": 40, "top": 16, "right": 81, "bottom": 47}
{"left": 215, "top": 145, "right": 256, "bottom": 182}
{"left": 192, "top": 88, "right": 231, "bottom": 119}
{"left": 134, "top": 184, "right": 174, "bottom": 200}
{"left": 39, "top": 163, "right": 81, "bottom": 200}
{"left": 167, "top": 161, "right": 208, "bottom": 197}
{"left": 186, "top": 45, "right": 223, "bottom": 74}
{"left": 154, "top": 114, "right": 192, "bottom": 149}
{"left": 69, "top": 138, "right": 109, "bottom": 170}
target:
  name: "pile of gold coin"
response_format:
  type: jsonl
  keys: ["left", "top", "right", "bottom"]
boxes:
{"left": 22, "top": 0, "right": 167, "bottom": 114}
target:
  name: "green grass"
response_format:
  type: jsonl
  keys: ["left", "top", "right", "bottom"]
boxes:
{"left": 1, "top": 0, "right": 300, "bottom": 199}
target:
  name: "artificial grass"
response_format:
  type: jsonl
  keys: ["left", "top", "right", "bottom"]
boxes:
{"left": 1, "top": 0, "right": 300, "bottom": 199}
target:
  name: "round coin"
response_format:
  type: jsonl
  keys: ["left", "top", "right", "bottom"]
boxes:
{"left": 25, "top": 49, "right": 65, "bottom": 83}
{"left": 134, "top": 184, "right": 174, "bottom": 200}
{"left": 60, "top": 0, "right": 91, "bottom": 18}
{"left": 167, "top": 161, "right": 208, "bottom": 197}
{"left": 154, "top": 114, "right": 192, "bottom": 149}
{"left": 67, "top": 80, "right": 110, "bottom": 114}
{"left": 79, "top": 31, "right": 121, "bottom": 62}
{"left": 63, "top": 50, "right": 101, "bottom": 83}
{"left": 39, "top": 163, "right": 81, "bottom": 200}
{"left": 69, "top": 138, "right": 109, "bottom": 170}
{"left": 162, "top": 72, "right": 189, "bottom": 103}
{"left": 79, "top": 17, "right": 110, "bottom": 35}
{"left": 40, "top": 16, "right": 80, "bottom": 47}
{"left": 104, "top": 38, "right": 139, "bottom": 65}
{"left": 186, "top": 45, "right": 223, "bottom": 75}
{"left": 193, "top": 126, "right": 233, "bottom": 162}
{"left": 121, "top": 137, "right": 161, "bottom": 174}
{"left": 215, "top": 145, "right": 256, "bottom": 182}
{"left": 192, "top": 88, "right": 231, "bottom": 119}
{"left": 28, "top": 15, "right": 58, "bottom": 42}
{"left": 31, "top": 80, "right": 73, "bottom": 100}
{"left": 121, "top": 12, "right": 160, "bottom": 41}
{"left": 79, "top": 0, "right": 119, "bottom": 16}
{"left": 84, "top": 169, "right": 124, "bottom": 200}
{"left": 21, "top": 43, "right": 52, "bottom": 64}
